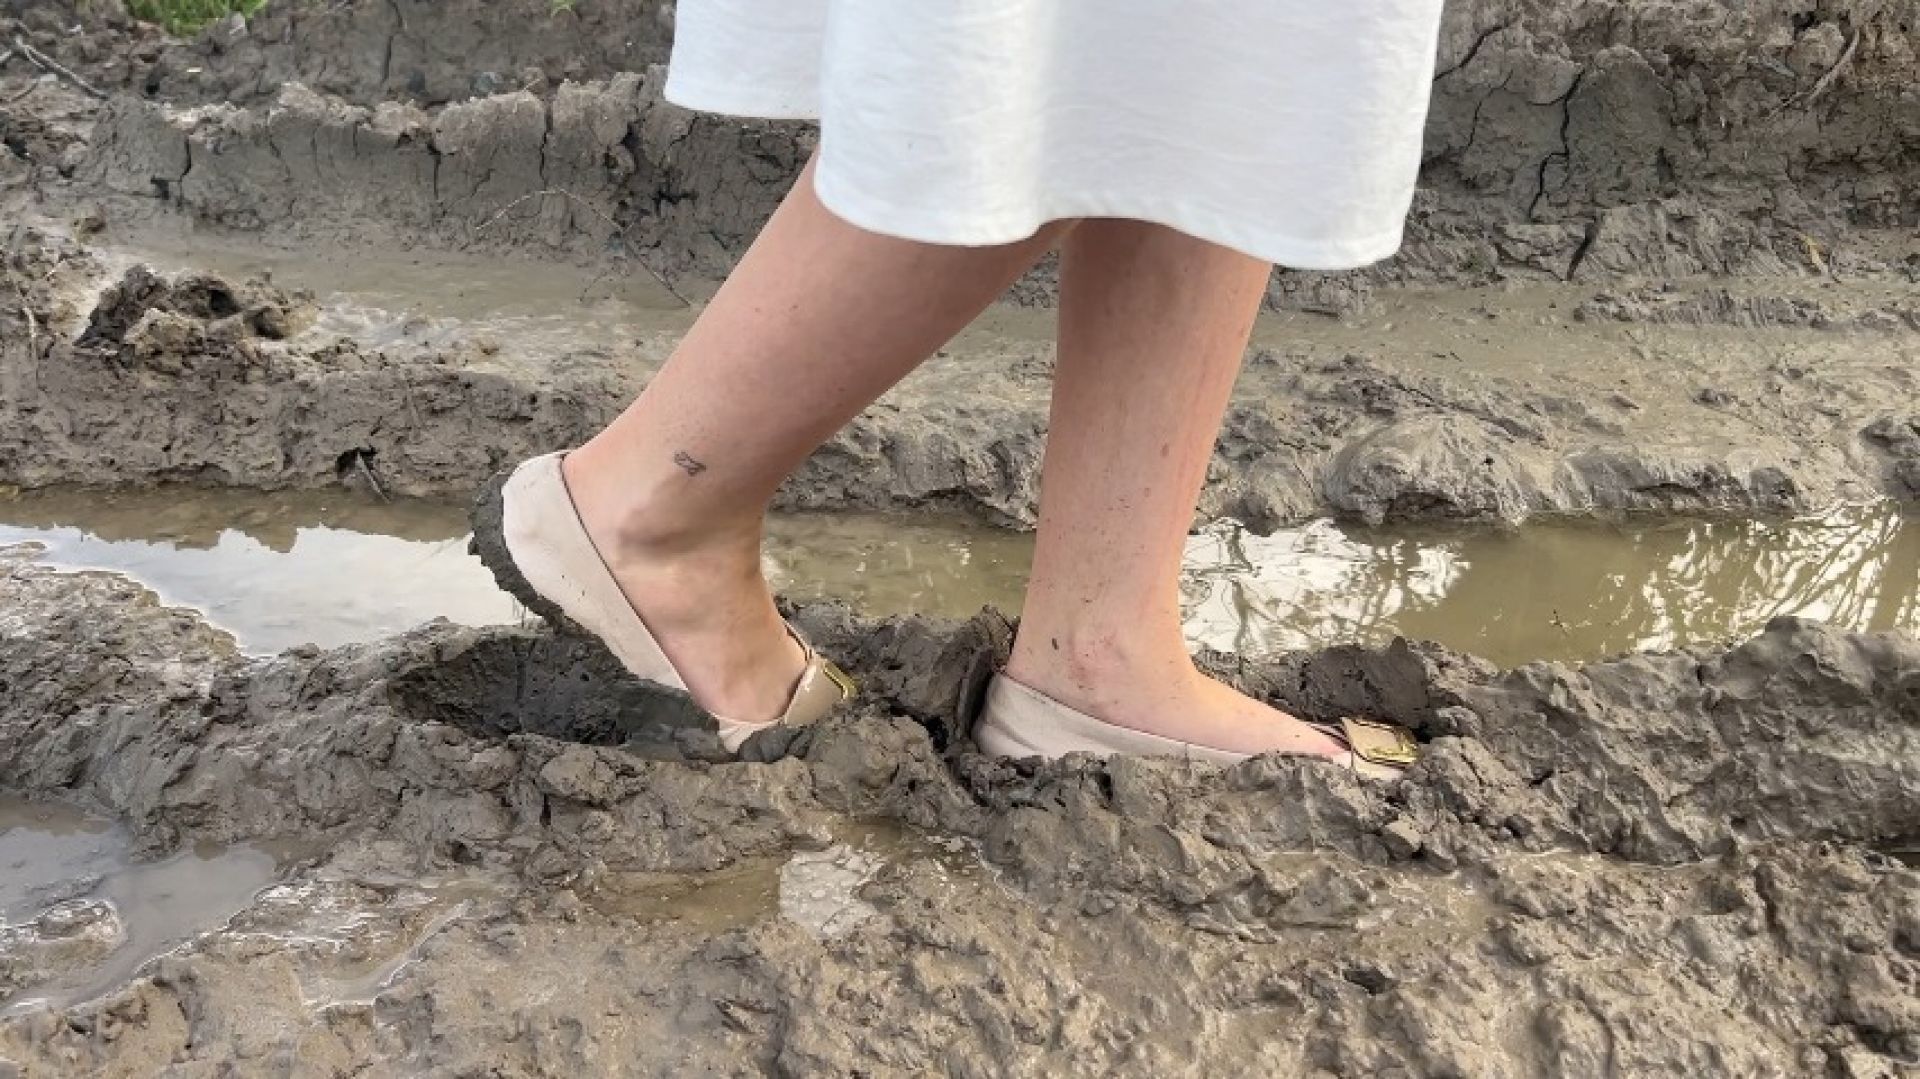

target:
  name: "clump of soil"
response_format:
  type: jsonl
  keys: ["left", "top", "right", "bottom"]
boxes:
{"left": 78, "top": 264, "right": 314, "bottom": 353}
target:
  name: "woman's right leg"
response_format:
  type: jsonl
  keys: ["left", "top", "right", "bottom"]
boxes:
{"left": 1004, "top": 219, "right": 1345, "bottom": 757}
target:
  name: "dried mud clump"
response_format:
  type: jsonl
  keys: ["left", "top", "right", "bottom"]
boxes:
{"left": 0, "top": 233, "right": 631, "bottom": 497}
{"left": 78, "top": 265, "right": 316, "bottom": 356}
{"left": 1863, "top": 415, "right": 1920, "bottom": 497}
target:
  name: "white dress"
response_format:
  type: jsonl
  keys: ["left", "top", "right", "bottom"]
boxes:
{"left": 665, "top": 1, "right": 1446, "bottom": 271}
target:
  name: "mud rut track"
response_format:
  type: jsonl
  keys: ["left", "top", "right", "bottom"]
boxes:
{"left": 0, "top": 1, "right": 1918, "bottom": 1075}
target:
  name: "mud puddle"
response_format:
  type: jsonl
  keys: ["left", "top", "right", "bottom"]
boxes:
{"left": 2, "top": 485, "right": 1912, "bottom": 666}
{"left": 0, "top": 796, "right": 303, "bottom": 1017}
{"left": 0, "top": 485, "right": 1031, "bottom": 653}
{"left": 584, "top": 821, "right": 982, "bottom": 942}
{"left": 85, "top": 221, "right": 694, "bottom": 359}
{"left": 1190, "top": 503, "right": 1920, "bottom": 666}
{"left": 85, "top": 221, "right": 1920, "bottom": 371}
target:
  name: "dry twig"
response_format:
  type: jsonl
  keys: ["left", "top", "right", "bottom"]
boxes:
{"left": 8, "top": 271, "right": 36, "bottom": 357}
{"left": 352, "top": 453, "right": 389, "bottom": 502}
{"left": 9, "top": 36, "right": 108, "bottom": 100}
{"left": 5, "top": 255, "right": 42, "bottom": 394}
{"left": 472, "top": 187, "right": 690, "bottom": 306}
{"left": 1768, "top": 29, "right": 1861, "bottom": 120}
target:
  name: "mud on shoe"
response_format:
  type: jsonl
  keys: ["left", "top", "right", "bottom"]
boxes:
{"left": 469, "top": 452, "right": 855, "bottom": 754}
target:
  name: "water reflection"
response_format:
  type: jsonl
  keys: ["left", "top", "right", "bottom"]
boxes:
{"left": 0, "top": 485, "right": 1911, "bottom": 666}
{"left": 1183, "top": 507, "right": 1918, "bottom": 666}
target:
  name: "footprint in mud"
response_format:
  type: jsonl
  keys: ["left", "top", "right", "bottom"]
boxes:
{"left": 385, "top": 630, "right": 727, "bottom": 759}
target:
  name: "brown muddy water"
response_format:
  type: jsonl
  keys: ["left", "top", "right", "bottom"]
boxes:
{"left": 0, "top": 486, "right": 1911, "bottom": 667}
{"left": 0, "top": 796, "right": 299, "bottom": 1017}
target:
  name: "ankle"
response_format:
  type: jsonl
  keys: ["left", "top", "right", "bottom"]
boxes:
{"left": 562, "top": 445, "right": 764, "bottom": 566}
{"left": 1005, "top": 620, "right": 1194, "bottom": 711}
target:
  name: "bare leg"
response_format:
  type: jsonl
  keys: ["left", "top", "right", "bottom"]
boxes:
{"left": 1004, "top": 220, "right": 1343, "bottom": 757}
{"left": 563, "top": 158, "right": 1062, "bottom": 721}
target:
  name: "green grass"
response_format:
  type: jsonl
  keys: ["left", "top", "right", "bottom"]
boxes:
{"left": 125, "top": 0, "right": 270, "bottom": 36}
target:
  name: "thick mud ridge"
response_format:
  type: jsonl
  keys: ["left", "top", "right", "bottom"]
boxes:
{"left": 5, "top": 228, "right": 1917, "bottom": 524}
{"left": 6, "top": 0, "right": 1918, "bottom": 297}
{"left": 2, "top": 550, "right": 1917, "bottom": 1073}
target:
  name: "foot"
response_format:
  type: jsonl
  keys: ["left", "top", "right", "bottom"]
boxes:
{"left": 560, "top": 456, "right": 806, "bottom": 725}
{"left": 1002, "top": 632, "right": 1347, "bottom": 759}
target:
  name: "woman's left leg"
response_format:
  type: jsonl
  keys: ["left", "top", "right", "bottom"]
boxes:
{"left": 561, "top": 158, "right": 1064, "bottom": 722}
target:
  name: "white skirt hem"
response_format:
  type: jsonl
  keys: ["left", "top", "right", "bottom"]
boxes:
{"left": 666, "top": 76, "right": 1408, "bottom": 272}
{"left": 813, "top": 163, "right": 1405, "bottom": 273}
{"left": 663, "top": 73, "right": 819, "bottom": 122}
{"left": 664, "top": 1, "right": 1444, "bottom": 273}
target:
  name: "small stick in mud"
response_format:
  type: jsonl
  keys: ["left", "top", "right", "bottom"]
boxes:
{"left": 353, "top": 454, "right": 390, "bottom": 502}
{"left": 9, "top": 280, "right": 36, "bottom": 358}
{"left": 472, "top": 188, "right": 691, "bottom": 307}
{"left": 8, "top": 37, "right": 108, "bottom": 101}
{"left": 4, "top": 234, "right": 39, "bottom": 372}
{"left": 1768, "top": 29, "right": 1860, "bottom": 119}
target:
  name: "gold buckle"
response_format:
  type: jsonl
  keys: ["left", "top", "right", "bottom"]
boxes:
{"left": 821, "top": 661, "right": 858, "bottom": 700}
{"left": 1339, "top": 717, "right": 1420, "bottom": 767}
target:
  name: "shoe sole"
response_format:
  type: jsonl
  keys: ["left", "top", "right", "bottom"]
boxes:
{"left": 469, "top": 466, "right": 600, "bottom": 643}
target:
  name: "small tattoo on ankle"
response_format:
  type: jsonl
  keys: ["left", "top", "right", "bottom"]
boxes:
{"left": 672, "top": 451, "right": 708, "bottom": 477}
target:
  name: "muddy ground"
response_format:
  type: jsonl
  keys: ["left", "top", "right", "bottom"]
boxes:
{"left": 0, "top": 1, "right": 1917, "bottom": 1075}
{"left": 3, "top": 550, "right": 1918, "bottom": 1075}
{"left": 2, "top": 2, "right": 1916, "bottom": 525}
{"left": 3, "top": 226, "right": 1917, "bottom": 528}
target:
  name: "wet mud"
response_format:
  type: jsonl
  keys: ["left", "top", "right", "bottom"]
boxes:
{"left": 1, "top": 2, "right": 1918, "bottom": 1074}
{"left": 1, "top": 551, "right": 1917, "bottom": 1074}
{"left": 0, "top": 796, "right": 295, "bottom": 1018}
{"left": 4, "top": 229, "right": 1917, "bottom": 527}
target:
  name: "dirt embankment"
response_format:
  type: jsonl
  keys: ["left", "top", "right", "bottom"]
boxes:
{"left": 10, "top": 0, "right": 1906, "bottom": 298}
{"left": 146, "top": 0, "right": 677, "bottom": 108}
{"left": 1, "top": 549, "right": 1917, "bottom": 1074}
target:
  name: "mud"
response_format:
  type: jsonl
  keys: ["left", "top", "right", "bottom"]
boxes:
{"left": 1, "top": 549, "right": 1917, "bottom": 1074}
{"left": 5, "top": 230, "right": 1917, "bottom": 528}
{"left": 1, "top": 3, "right": 1918, "bottom": 1073}
{"left": 0, "top": 796, "right": 294, "bottom": 1017}
{"left": 9, "top": 0, "right": 1916, "bottom": 296}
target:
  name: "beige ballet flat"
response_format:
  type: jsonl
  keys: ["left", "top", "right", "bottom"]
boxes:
{"left": 972, "top": 672, "right": 1419, "bottom": 780}
{"left": 471, "top": 452, "right": 855, "bottom": 754}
